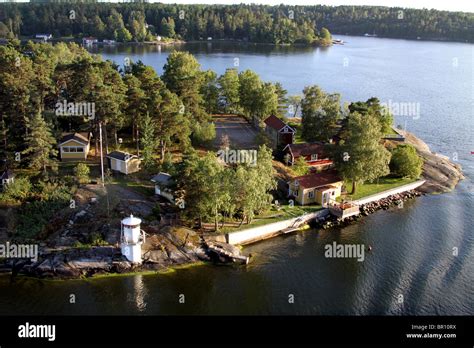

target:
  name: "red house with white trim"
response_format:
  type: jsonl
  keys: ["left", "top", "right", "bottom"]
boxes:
{"left": 283, "top": 142, "right": 333, "bottom": 170}
{"left": 263, "top": 115, "right": 295, "bottom": 148}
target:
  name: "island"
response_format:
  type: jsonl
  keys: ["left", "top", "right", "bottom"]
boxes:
{"left": 0, "top": 40, "right": 464, "bottom": 279}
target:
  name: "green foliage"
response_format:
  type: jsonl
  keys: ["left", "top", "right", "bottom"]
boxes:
{"left": 301, "top": 85, "right": 341, "bottom": 142}
{"left": 14, "top": 180, "right": 73, "bottom": 240}
{"left": 334, "top": 112, "right": 391, "bottom": 194}
{"left": 349, "top": 97, "right": 393, "bottom": 134}
{"left": 179, "top": 145, "right": 276, "bottom": 229}
{"left": 22, "top": 113, "right": 58, "bottom": 174}
{"left": 0, "top": 177, "right": 32, "bottom": 202}
{"left": 74, "top": 163, "right": 90, "bottom": 184}
{"left": 390, "top": 144, "right": 423, "bottom": 179}
{"left": 192, "top": 121, "right": 216, "bottom": 147}
{"left": 140, "top": 113, "right": 157, "bottom": 169}
{"left": 0, "top": 3, "right": 472, "bottom": 43}
{"left": 218, "top": 68, "right": 240, "bottom": 113}
{"left": 293, "top": 156, "right": 309, "bottom": 176}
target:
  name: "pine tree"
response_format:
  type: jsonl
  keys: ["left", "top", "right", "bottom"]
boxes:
{"left": 22, "top": 113, "right": 58, "bottom": 174}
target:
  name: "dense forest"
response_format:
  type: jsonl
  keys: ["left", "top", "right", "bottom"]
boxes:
{"left": 0, "top": 2, "right": 472, "bottom": 44}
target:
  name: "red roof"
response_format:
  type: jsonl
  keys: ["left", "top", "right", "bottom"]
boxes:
{"left": 293, "top": 170, "right": 342, "bottom": 189}
{"left": 284, "top": 142, "right": 328, "bottom": 158}
{"left": 264, "top": 115, "right": 294, "bottom": 132}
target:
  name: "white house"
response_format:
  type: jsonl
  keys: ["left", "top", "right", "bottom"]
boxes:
{"left": 150, "top": 172, "right": 174, "bottom": 202}
{"left": 107, "top": 151, "right": 141, "bottom": 175}
{"left": 35, "top": 34, "right": 52, "bottom": 42}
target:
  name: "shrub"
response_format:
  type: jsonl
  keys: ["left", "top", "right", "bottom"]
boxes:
{"left": 192, "top": 121, "right": 216, "bottom": 146}
{"left": 390, "top": 144, "right": 423, "bottom": 179}
{"left": 74, "top": 163, "right": 90, "bottom": 184}
{"left": 0, "top": 177, "right": 32, "bottom": 202}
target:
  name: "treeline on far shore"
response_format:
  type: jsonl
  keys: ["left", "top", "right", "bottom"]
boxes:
{"left": 0, "top": 2, "right": 473, "bottom": 44}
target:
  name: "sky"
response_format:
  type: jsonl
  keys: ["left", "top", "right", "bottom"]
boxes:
{"left": 155, "top": 0, "right": 474, "bottom": 13}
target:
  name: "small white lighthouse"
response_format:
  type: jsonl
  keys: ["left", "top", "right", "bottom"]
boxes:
{"left": 121, "top": 214, "right": 145, "bottom": 264}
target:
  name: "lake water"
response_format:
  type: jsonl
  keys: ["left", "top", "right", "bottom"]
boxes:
{"left": 0, "top": 36, "right": 472, "bottom": 315}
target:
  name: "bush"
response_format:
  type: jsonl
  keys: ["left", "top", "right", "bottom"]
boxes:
{"left": 192, "top": 121, "right": 216, "bottom": 146}
{"left": 292, "top": 156, "right": 309, "bottom": 176}
{"left": 0, "top": 177, "right": 32, "bottom": 202}
{"left": 390, "top": 144, "right": 423, "bottom": 179}
{"left": 74, "top": 163, "right": 90, "bottom": 184}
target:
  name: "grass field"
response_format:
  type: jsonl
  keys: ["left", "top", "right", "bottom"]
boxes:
{"left": 340, "top": 177, "right": 417, "bottom": 201}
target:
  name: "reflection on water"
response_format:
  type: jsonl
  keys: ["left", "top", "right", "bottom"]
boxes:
{"left": 126, "top": 274, "right": 147, "bottom": 312}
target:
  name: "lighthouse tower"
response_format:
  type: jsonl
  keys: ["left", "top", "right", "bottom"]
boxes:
{"left": 121, "top": 214, "right": 145, "bottom": 263}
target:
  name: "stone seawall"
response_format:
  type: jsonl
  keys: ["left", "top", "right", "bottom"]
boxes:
{"left": 226, "top": 209, "right": 329, "bottom": 245}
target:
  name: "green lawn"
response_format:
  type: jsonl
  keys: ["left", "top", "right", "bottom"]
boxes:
{"left": 220, "top": 203, "right": 322, "bottom": 233}
{"left": 340, "top": 177, "right": 417, "bottom": 201}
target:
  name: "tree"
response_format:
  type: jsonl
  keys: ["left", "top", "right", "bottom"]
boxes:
{"left": 238, "top": 69, "right": 262, "bottom": 118}
{"left": 124, "top": 74, "right": 146, "bottom": 154}
{"left": 160, "top": 17, "right": 175, "bottom": 38}
{"left": 390, "top": 144, "right": 423, "bottom": 178}
{"left": 349, "top": 97, "right": 393, "bottom": 134}
{"left": 301, "top": 85, "right": 341, "bottom": 142}
{"left": 293, "top": 156, "right": 309, "bottom": 176}
{"left": 334, "top": 112, "right": 391, "bottom": 194}
{"left": 218, "top": 68, "right": 240, "bottom": 113}
{"left": 319, "top": 27, "right": 332, "bottom": 45}
{"left": 22, "top": 113, "right": 58, "bottom": 174}
{"left": 274, "top": 82, "right": 288, "bottom": 118}
{"left": 201, "top": 70, "right": 219, "bottom": 114}
{"left": 140, "top": 113, "right": 157, "bottom": 168}
{"left": 74, "top": 163, "right": 90, "bottom": 184}
{"left": 162, "top": 51, "right": 207, "bottom": 123}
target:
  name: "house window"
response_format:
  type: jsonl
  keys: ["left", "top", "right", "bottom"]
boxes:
{"left": 308, "top": 191, "right": 314, "bottom": 198}
{"left": 63, "top": 146, "right": 84, "bottom": 153}
{"left": 332, "top": 191, "right": 335, "bottom": 196}
{"left": 294, "top": 190, "right": 299, "bottom": 197}
{"left": 311, "top": 154, "right": 318, "bottom": 161}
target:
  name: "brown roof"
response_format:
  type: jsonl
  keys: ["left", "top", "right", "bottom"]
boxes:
{"left": 264, "top": 115, "right": 294, "bottom": 132}
{"left": 59, "top": 132, "right": 90, "bottom": 145}
{"left": 293, "top": 170, "right": 342, "bottom": 189}
{"left": 284, "top": 142, "right": 328, "bottom": 158}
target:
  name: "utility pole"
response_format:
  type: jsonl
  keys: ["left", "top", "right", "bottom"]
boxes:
{"left": 99, "top": 121, "right": 105, "bottom": 186}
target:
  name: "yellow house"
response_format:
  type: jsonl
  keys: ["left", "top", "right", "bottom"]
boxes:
{"left": 107, "top": 151, "right": 141, "bottom": 175}
{"left": 59, "top": 133, "right": 91, "bottom": 161}
{"left": 288, "top": 170, "right": 343, "bottom": 206}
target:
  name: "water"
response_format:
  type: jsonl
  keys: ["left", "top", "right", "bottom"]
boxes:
{"left": 1, "top": 36, "right": 472, "bottom": 315}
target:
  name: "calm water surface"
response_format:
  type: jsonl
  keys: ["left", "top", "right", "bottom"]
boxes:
{"left": 0, "top": 36, "right": 472, "bottom": 315}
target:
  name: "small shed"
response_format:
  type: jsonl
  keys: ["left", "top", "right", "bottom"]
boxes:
{"left": 59, "top": 132, "right": 91, "bottom": 161}
{"left": 107, "top": 151, "right": 141, "bottom": 175}
{"left": 150, "top": 172, "right": 175, "bottom": 202}
{"left": 263, "top": 115, "right": 295, "bottom": 148}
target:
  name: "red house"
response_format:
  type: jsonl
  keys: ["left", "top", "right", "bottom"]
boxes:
{"left": 263, "top": 115, "right": 295, "bottom": 148}
{"left": 283, "top": 142, "right": 333, "bottom": 170}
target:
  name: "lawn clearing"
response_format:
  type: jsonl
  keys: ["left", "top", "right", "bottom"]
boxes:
{"left": 340, "top": 177, "right": 417, "bottom": 201}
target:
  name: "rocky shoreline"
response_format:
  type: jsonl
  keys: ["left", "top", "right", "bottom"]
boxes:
{"left": 392, "top": 130, "right": 464, "bottom": 193}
